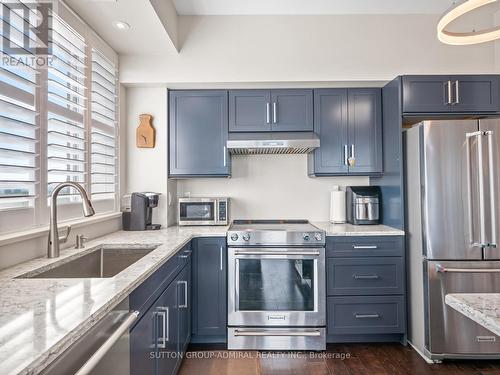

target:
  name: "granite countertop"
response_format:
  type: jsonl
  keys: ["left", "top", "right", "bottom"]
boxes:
{"left": 312, "top": 222, "right": 404, "bottom": 236}
{"left": 446, "top": 294, "right": 500, "bottom": 336}
{"left": 0, "top": 222, "right": 403, "bottom": 374}
{"left": 0, "top": 225, "right": 228, "bottom": 375}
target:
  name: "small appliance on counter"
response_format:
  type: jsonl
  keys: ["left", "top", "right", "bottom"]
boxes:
{"left": 178, "top": 197, "right": 229, "bottom": 226}
{"left": 346, "top": 186, "right": 381, "bottom": 225}
{"left": 329, "top": 185, "right": 346, "bottom": 224}
{"left": 122, "top": 192, "right": 161, "bottom": 231}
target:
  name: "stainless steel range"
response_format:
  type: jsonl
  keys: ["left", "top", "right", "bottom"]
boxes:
{"left": 227, "top": 220, "right": 326, "bottom": 351}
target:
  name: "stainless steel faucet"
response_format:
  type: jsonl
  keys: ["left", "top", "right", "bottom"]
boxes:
{"left": 48, "top": 182, "right": 95, "bottom": 258}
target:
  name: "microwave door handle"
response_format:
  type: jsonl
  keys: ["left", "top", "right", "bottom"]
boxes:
{"left": 487, "top": 130, "right": 497, "bottom": 248}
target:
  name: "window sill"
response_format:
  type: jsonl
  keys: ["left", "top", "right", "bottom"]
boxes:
{"left": 0, "top": 212, "right": 122, "bottom": 247}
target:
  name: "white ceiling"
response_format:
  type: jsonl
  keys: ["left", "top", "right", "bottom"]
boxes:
{"left": 173, "top": 0, "right": 456, "bottom": 16}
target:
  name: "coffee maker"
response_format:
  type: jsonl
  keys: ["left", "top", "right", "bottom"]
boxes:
{"left": 346, "top": 186, "right": 381, "bottom": 225}
{"left": 122, "top": 192, "right": 161, "bottom": 231}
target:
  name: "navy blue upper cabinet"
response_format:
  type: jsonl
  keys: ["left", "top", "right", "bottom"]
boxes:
{"left": 169, "top": 90, "right": 230, "bottom": 177}
{"left": 271, "top": 89, "right": 313, "bottom": 131}
{"left": 402, "top": 75, "right": 500, "bottom": 113}
{"left": 308, "top": 89, "right": 349, "bottom": 175}
{"left": 229, "top": 89, "right": 313, "bottom": 132}
{"left": 229, "top": 90, "right": 272, "bottom": 132}
{"left": 308, "top": 88, "right": 382, "bottom": 176}
{"left": 347, "top": 89, "right": 383, "bottom": 174}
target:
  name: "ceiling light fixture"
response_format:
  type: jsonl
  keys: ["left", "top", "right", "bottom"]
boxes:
{"left": 112, "top": 21, "right": 131, "bottom": 30}
{"left": 437, "top": 0, "right": 500, "bottom": 45}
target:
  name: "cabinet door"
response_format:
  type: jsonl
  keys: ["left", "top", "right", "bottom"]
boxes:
{"left": 451, "top": 75, "right": 500, "bottom": 112}
{"left": 130, "top": 307, "right": 157, "bottom": 375}
{"left": 347, "top": 88, "right": 382, "bottom": 174}
{"left": 156, "top": 281, "right": 179, "bottom": 375}
{"left": 402, "top": 75, "right": 451, "bottom": 113}
{"left": 309, "top": 89, "right": 348, "bottom": 175}
{"left": 229, "top": 90, "right": 272, "bottom": 132}
{"left": 271, "top": 89, "right": 313, "bottom": 131}
{"left": 169, "top": 90, "right": 230, "bottom": 177}
{"left": 192, "top": 238, "right": 227, "bottom": 340}
{"left": 177, "top": 263, "right": 191, "bottom": 355}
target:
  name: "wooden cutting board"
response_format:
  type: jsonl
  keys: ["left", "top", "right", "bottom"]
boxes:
{"left": 136, "top": 114, "right": 155, "bottom": 148}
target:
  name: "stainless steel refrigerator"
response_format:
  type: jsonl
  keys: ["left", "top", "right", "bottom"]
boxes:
{"left": 405, "top": 119, "right": 500, "bottom": 361}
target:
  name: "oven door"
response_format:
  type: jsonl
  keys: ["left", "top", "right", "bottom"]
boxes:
{"left": 228, "top": 247, "right": 326, "bottom": 327}
{"left": 178, "top": 199, "right": 217, "bottom": 225}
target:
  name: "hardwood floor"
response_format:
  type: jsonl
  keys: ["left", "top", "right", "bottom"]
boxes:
{"left": 178, "top": 344, "right": 500, "bottom": 374}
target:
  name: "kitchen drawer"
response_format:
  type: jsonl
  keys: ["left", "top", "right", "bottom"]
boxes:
{"left": 327, "top": 295, "right": 405, "bottom": 335}
{"left": 326, "top": 236, "right": 404, "bottom": 257}
{"left": 327, "top": 257, "right": 404, "bottom": 295}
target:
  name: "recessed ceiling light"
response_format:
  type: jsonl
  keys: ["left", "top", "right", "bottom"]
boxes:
{"left": 437, "top": 0, "right": 500, "bottom": 45}
{"left": 112, "top": 21, "right": 130, "bottom": 30}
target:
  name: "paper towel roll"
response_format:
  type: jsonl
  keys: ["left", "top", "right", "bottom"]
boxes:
{"left": 330, "top": 187, "right": 346, "bottom": 224}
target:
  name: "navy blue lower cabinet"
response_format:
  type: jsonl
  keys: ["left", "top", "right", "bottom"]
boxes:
{"left": 130, "top": 244, "right": 192, "bottom": 375}
{"left": 325, "top": 235, "right": 406, "bottom": 344}
{"left": 191, "top": 237, "right": 227, "bottom": 343}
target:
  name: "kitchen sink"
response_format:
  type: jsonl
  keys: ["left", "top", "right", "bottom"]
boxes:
{"left": 17, "top": 247, "right": 156, "bottom": 279}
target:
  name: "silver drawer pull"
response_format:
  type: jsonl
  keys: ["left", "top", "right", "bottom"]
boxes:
{"left": 354, "top": 313, "right": 380, "bottom": 319}
{"left": 352, "top": 245, "right": 378, "bottom": 249}
{"left": 353, "top": 274, "right": 379, "bottom": 280}
{"left": 234, "top": 330, "right": 321, "bottom": 337}
{"left": 477, "top": 336, "right": 496, "bottom": 343}
{"left": 179, "top": 250, "right": 192, "bottom": 259}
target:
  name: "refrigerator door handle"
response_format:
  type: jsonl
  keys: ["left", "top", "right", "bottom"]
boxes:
{"left": 466, "top": 132, "right": 474, "bottom": 245}
{"left": 467, "top": 131, "right": 487, "bottom": 247}
{"left": 436, "top": 264, "right": 500, "bottom": 273}
{"left": 486, "top": 130, "right": 497, "bottom": 248}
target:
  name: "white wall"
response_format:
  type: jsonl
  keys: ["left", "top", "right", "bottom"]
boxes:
{"left": 120, "top": 14, "right": 496, "bottom": 84}
{"left": 177, "top": 155, "right": 368, "bottom": 221}
{"left": 125, "top": 87, "right": 177, "bottom": 227}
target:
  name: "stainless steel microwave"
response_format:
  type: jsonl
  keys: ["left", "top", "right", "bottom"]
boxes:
{"left": 178, "top": 197, "right": 229, "bottom": 226}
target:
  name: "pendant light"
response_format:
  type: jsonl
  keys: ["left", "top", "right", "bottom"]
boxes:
{"left": 437, "top": 0, "right": 500, "bottom": 45}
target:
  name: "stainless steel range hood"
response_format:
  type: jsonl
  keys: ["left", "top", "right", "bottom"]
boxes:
{"left": 226, "top": 132, "right": 320, "bottom": 155}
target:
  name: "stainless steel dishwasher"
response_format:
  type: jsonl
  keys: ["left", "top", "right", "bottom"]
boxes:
{"left": 42, "top": 298, "right": 138, "bottom": 375}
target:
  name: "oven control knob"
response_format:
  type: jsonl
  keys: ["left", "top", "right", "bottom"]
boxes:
{"left": 314, "top": 233, "right": 323, "bottom": 241}
{"left": 303, "top": 233, "right": 310, "bottom": 241}
{"left": 242, "top": 233, "right": 250, "bottom": 241}
{"left": 230, "top": 233, "right": 239, "bottom": 241}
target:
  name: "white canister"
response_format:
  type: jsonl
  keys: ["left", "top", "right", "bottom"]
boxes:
{"left": 330, "top": 186, "right": 346, "bottom": 224}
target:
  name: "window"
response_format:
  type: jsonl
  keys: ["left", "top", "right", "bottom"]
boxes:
{"left": 0, "top": 1, "right": 119, "bottom": 234}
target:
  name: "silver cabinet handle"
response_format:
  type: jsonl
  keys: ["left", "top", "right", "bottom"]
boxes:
{"left": 220, "top": 246, "right": 223, "bottom": 270}
{"left": 353, "top": 274, "right": 379, "bottom": 279}
{"left": 234, "top": 329, "right": 321, "bottom": 337}
{"left": 354, "top": 313, "right": 380, "bottom": 319}
{"left": 455, "top": 80, "right": 460, "bottom": 104}
{"left": 223, "top": 146, "right": 227, "bottom": 167}
{"left": 178, "top": 280, "right": 188, "bottom": 308}
{"left": 436, "top": 264, "right": 500, "bottom": 273}
{"left": 352, "top": 245, "right": 378, "bottom": 249}
{"left": 180, "top": 249, "right": 192, "bottom": 259}
{"left": 273, "top": 102, "right": 277, "bottom": 124}
{"left": 75, "top": 311, "right": 139, "bottom": 375}
{"left": 344, "top": 145, "right": 348, "bottom": 166}
{"left": 157, "top": 306, "right": 169, "bottom": 348}
{"left": 447, "top": 80, "right": 452, "bottom": 105}
{"left": 266, "top": 102, "right": 271, "bottom": 124}
{"left": 349, "top": 144, "right": 355, "bottom": 166}
{"left": 486, "top": 130, "right": 497, "bottom": 248}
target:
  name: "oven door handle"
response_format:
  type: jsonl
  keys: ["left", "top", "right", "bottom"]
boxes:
{"left": 233, "top": 329, "right": 322, "bottom": 337}
{"left": 233, "top": 250, "right": 321, "bottom": 256}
